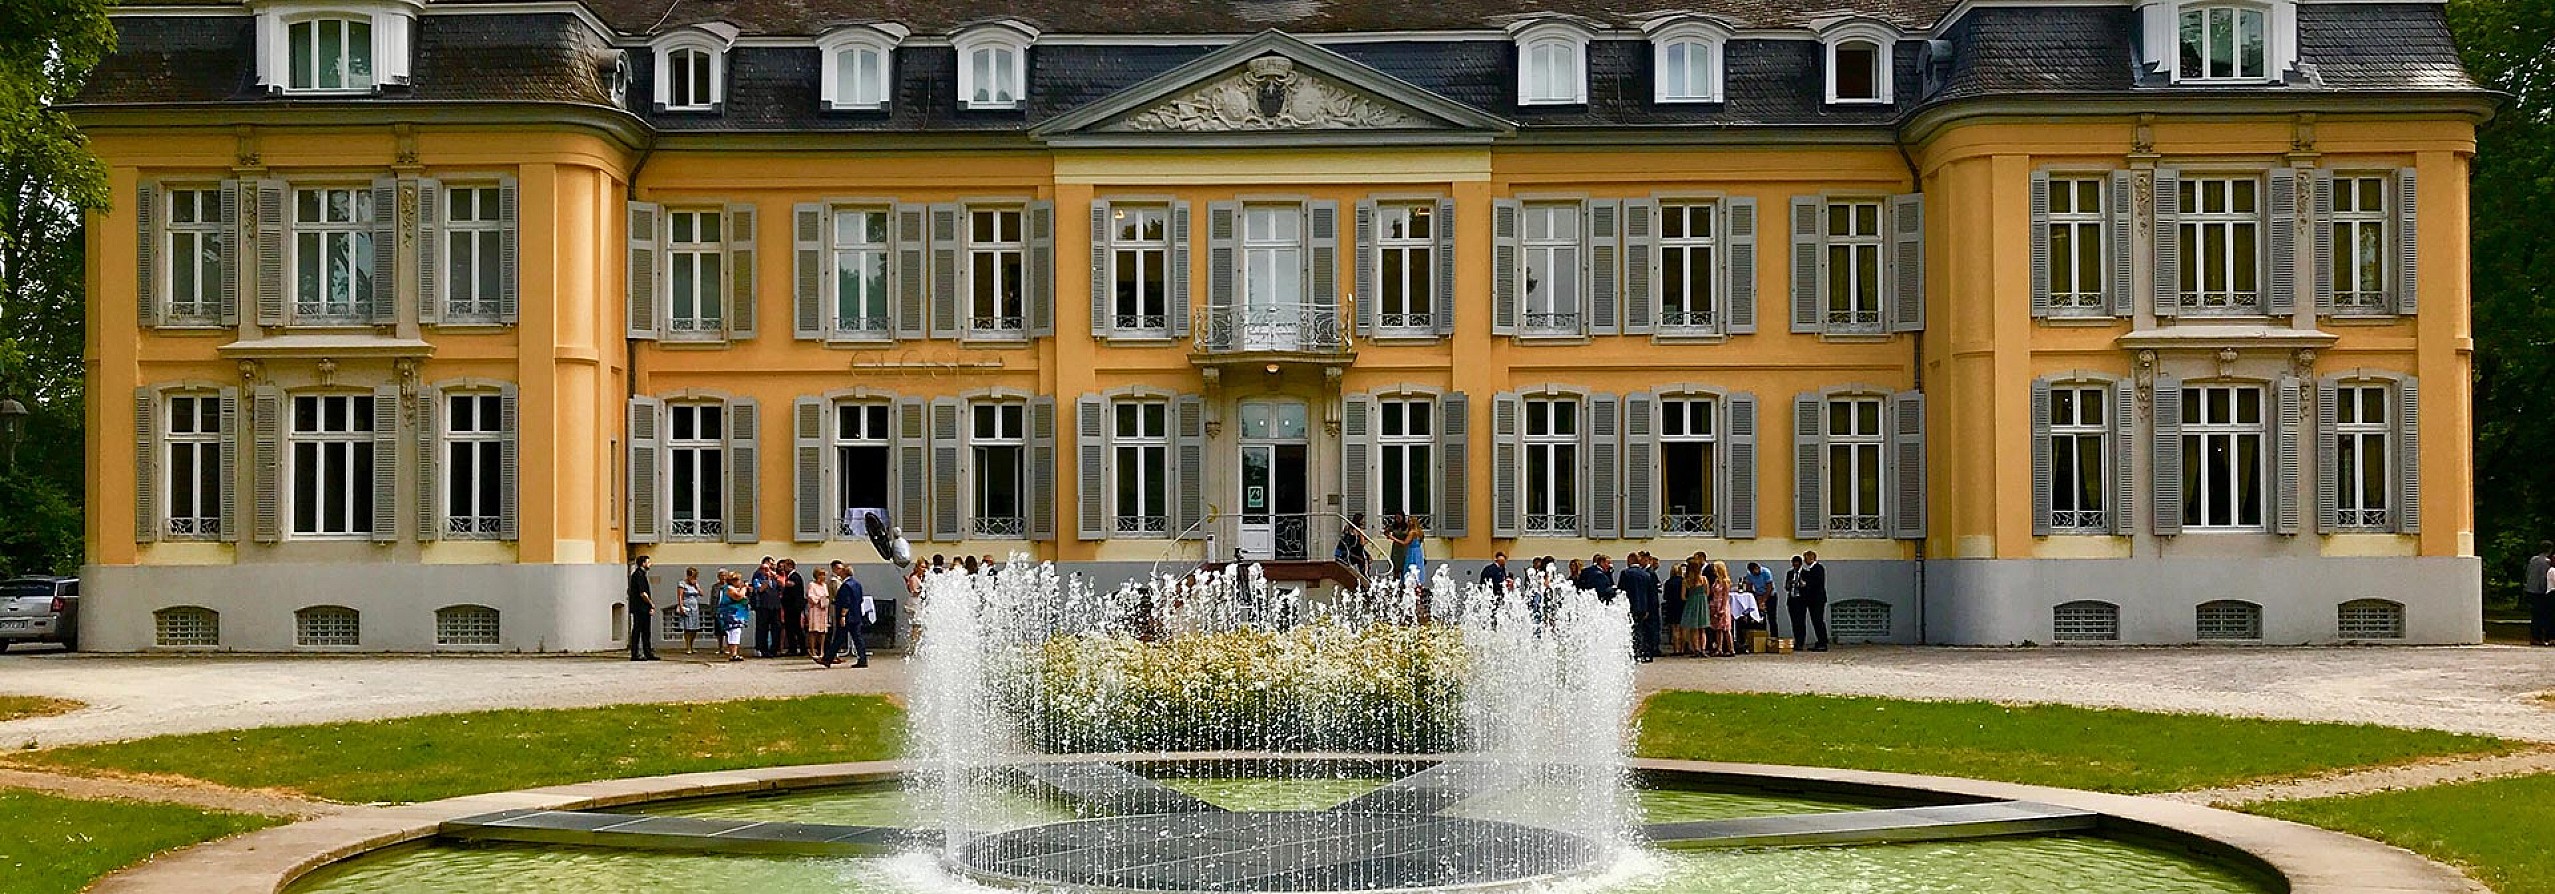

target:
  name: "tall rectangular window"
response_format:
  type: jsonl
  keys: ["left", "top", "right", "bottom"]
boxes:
{"left": 287, "top": 18, "right": 373, "bottom": 91}
{"left": 1524, "top": 398, "right": 1578, "bottom": 534}
{"left": 2176, "top": 176, "right": 2261, "bottom": 315}
{"left": 1109, "top": 205, "right": 1169, "bottom": 332}
{"left": 1521, "top": 203, "right": 1580, "bottom": 334}
{"left": 293, "top": 186, "right": 374, "bottom": 321}
{"left": 1113, "top": 400, "right": 1168, "bottom": 535}
{"left": 1660, "top": 202, "right": 1717, "bottom": 330}
{"left": 666, "top": 209, "right": 725, "bottom": 335}
{"left": 666, "top": 403, "right": 725, "bottom": 539}
{"left": 1243, "top": 205, "right": 1304, "bottom": 309}
{"left": 970, "top": 208, "right": 1026, "bottom": 334}
{"left": 2048, "top": 385, "right": 2109, "bottom": 531}
{"left": 833, "top": 208, "right": 891, "bottom": 335}
{"left": 2178, "top": 4, "right": 2267, "bottom": 81}
{"left": 666, "top": 48, "right": 714, "bottom": 108}
{"left": 2046, "top": 177, "right": 2107, "bottom": 312}
{"left": 1660, "top": 398, "right": 1717, "bottom": 534}
{"left": 290, "top": 394, "right": 374, "bottom": 537}
{"left": 1379, "top": 399, "right": 1434, "bottom": 526}
{"left": 166, "top": 188, "right": 227, "bottom": 321}
{"left": 165, "top": 395, "right": 224, "bottom": 538}
{"left": 2333, "top": 384, "right": 2391, "bottom": 528}
{"left": 1376, "top": 204, "right": 1435, "bottom": 332}
{"left": 2330, "top": 175, "right": 2389, "bottom": 312}
{"left": 834, "top": 403, "right": 891, "bottom": 535}
{"left": 1825, "top": 201, "right": 1884, "bottom": 332}
{"left": 1825, "top": 396, "right": 1885, "bottom": 536}
{"left": 444, "top": 185, "right": 506, "bottom": 320}
{"left": 972, "top": 402, "right": 1026, "bottom": 537}
{"left": 443, "top": 393, "right": 504, "bottom": 538}
{"left": 2181, "top": 384, "right": 2265, "bottom": 530}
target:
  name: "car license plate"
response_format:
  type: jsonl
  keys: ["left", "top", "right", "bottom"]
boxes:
{"left": 0, "top": 619, "right": 25, "bottom": 629}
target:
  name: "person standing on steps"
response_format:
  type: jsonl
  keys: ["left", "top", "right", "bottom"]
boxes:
{"left": 1792, "top": 551, "right": 1832, "bottom": 652}
{"left": 626, "top": 556, "right": 659, "bottom": 661}
{"left": 2529, "top": 542, "right": 2553, "bottom": 647}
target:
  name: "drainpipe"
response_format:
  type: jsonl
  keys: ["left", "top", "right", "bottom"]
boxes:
{"left": 1895, "top": 132, "right": 1930, "bottom": 646}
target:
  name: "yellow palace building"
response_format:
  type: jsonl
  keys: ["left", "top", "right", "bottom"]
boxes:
{"left": 74, "top": 0, "right": 2486, "bottom": 650}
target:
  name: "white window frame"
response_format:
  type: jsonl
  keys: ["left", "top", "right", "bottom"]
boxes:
{"left": 2046, "top": 176, "right": 2109, "bottom": 314}
{"left": 441, "top": 183, "right": 507, "bottom": 322}
{"left": 953, "top": 23, "right": 1034, "bottom": 111}
{"left": 2177, "top": 2, "right": 2271, "bottom": 82}
{"left": 1107, "top": 204, "right": 1171, "bottom": 334}
{"left": 290, "top": 184, "right": 376, "bottom": 323}
{"left": 1511, "top": 21, "right": 1591, "bottom": 106}
{"left": 441, "top": 391, "right": 505, "bottom": 539}
{"left": 1659, "top": 396, "right": 1719, "bottom": 535}
{"left": 1825, "top": 199, "right": 1885, "bottom": 332}
{"left": 1378, "top": 398, "right": 1434, "bottom": 527}
{"left": 286, "top": 16, "right": 372, "bottom": 92}
{"left": 1660, "top": 201, "right": 1718, "bottom": 331}
{"left": 164, "top": 393, "right": 225, "bottom": 540}
{"left": 1647, "top": 18, "right": 1729, "bottom": 104}
{"left": 2047, "top": 384, "right": 2110, "bottom": 532}
{"left": 2329, "top": 174, "right": 2390, "bottom": 313}
{"left": 664, "top": 207, "right": 726, "bottom": 338}
{"left": 2331, "top": 382, "right": 2392, "bottom": 530}
{"left": 1242, "top": 204, "right": 1306, "bottom": 309}
{"left": 832, "top": 402, "right": 892, "bottom": 537}
{"left": 288, "top": 392, "right": 375, "bottom": 539}
{"left": 817, "top": 25, "right": 904, "bottom": 111}
{"left": 1111, "top": 399, "right": 1170, "bottom": 536}
{"left": 253, "top": 0, "right": 416, "bottom": 94}
{"left": 1825, "top": 395, "right": 1886, "bottom": 537}
{"left": 2180, "top": 383, "right": 2268, "bottom": 531}
{"left": 164, "top": 186, "right": 229, "bottom": 323}
{"left": 665, "top": 402, "right": 726, "bottom": 540}
{"left": 1821, "top": 22, "right": 1895, "bottom": 104}
{"left": 650, "top": 27, "right": 733, "bottom": 112}
{"left": 968, "top": 207, "right": 1028, "bottom": 336}
{"left": 2175, "top": 175, "right": 2264, "bottom": 315}
{"left": 971, "top": 401, "right": 1028, "bottom": 538}
{"left": 1521, "top": 202, "right": 1582, "bottom": 335}
{"left": 830, "top": 206, "right": 893, "bottom": 338}
{"left": 1523, "top": 397, "right": 1580, "bottom": 535}
{"left": 1374, "top": 203, "right": 1436, "bottom": 334}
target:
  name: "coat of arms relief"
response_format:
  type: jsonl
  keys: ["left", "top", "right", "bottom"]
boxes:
{"left": 1109, "top": 56, "right": 1430, "bottom": 132}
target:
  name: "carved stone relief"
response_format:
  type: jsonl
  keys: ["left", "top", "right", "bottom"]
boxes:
{"left": 1108, "top": 56, "right": 1430, "bottom": 132}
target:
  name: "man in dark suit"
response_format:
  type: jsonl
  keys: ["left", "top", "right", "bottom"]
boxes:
{"left": 1619, "top": 552, "right": 1661, "bottom": 661}
{"left": 835, "top": 570, "right": 871, "bottom": 668}
{"left": 1480, "top": 552, "right": 1512, "bottom": 592}
{"left": 1575, "top": 554, "right": 1618, "bottom": 603}
{"left": 1792, "top": 550, "right": 1832, "bottom": 652}
{"left": 626, "top": 556, "right": 659, "bottom": 662}
{"left": 778, "top": 559, "right": 808, "bottom": 656}
{"left": 750, "top": 557, "right": 782, "bottom": 658}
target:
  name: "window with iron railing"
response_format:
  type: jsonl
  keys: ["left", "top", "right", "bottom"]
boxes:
{"left": 1524, "top": 398, "right": 1580, "bottom": 534}
{"left": 1109, "top": 205, "right": 1171, "bottom": 334}
{"left": 1660, "top": 203, "right": 1718, "bottom": 332}
{"left": 1113, "top": 400, "right": 1169, "bottom": 536}
{"left": 972, "top": 402, "right": 1027, "bottom": 537}
{"left": 1824, "top": 201, "right": 1884, "bottom": 333}
{"left": 667, "top": 402, "right": 726, "bottom": 540}
{"left": 1375, "top": 204, "right": 1436, "bottom": 333}
{"left": 970, "top": 208, "right": 1027, "bottom": 336}
{"left": 1825, "top": 396, "right": 1885, "bottom": 536}
{"left": 1522, "top": 203, "right": 1581, "bottom": 335}
{"left": 1660, "top": 397, "right": 1718, "bottom": 534}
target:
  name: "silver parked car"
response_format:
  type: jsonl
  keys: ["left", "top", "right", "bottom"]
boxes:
{"left": 0, "top": 576, "right": 78, "bottom": 653}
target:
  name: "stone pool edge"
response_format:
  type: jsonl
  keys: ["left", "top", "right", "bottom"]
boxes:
{"left": 86, "top": 757, "right": 2480, "bottom": 894}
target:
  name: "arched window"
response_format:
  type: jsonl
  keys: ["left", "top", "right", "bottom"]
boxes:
{"left": 820, "top": 27, "right": 904, "bottom": 111}
{"left": 1830, "top": 40, "right": 1883, "bottom": 102}
{"left": 2178, "top": 3, "right": 2269, "bottom": 80}
{"left": 1512, "top": 22, "right": 1590, "bottom": 106}
{"left": 296, "top": 605, "right": 362, "bottom": 647}
{"left": 954, "top": 24, "right": 1034, "bottom": 110}
{"left": 2052, "top": 600, "right": 2121, "bottom": 642}
{"left": 1829, "top": 598, "right": 1893, "bottom": 642}
{"left": 154, "top": 606, "right": 220, "bottom": 648}
{"left": 664, "top": 47, "right": 717, "bottom": 109}
{"left": 435, "top": 604, "right": 501, "bottom": 646}
{"left": 1648, "top": 20, "right": 1729, "bottom": 104}
{"left": 286, "top": 16, "right": 374, "bottom": 91}
{"left": 2195, "top": 599, "right": 2262, "bottom": 640}
{"left": 2336, "top": 599, "right": 2405, "bottom": 640}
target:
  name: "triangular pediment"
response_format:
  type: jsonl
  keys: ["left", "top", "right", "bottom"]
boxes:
{"left": 1034, "top": 32, "right": 1512, "bottom": 144}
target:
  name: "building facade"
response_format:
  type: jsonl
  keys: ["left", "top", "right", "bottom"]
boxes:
{"left": 76, "top": 0, "right": 2486, "bottom": 650}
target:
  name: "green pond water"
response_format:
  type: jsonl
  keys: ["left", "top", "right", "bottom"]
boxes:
{"left": 286, "top": 779, "right": 2272, "bottom": 894}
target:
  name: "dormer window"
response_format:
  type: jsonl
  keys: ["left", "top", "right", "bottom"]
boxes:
{"left": 650, "top": 26, "right": 735, "bottom": 113}
{"left": 666, "top": 48, "right": 714, "bottom": 108}
{"left": 1646, "top": 18, "right": 1730, "bottom": 104}
{"left": 251, "top": 0, "right": 417, "bottom": 94}
{"left": 288, "top": 18, "right": 371, "bottom": 90}
{"left": 2179, "top": 4, "right": 2268, "bottom": 80}
{"left": 953, "top": 23, "right": 1035, "bottom": 110}
{"left": 1819, "top": 21, "right": 1896, "bottom": 104}
{"left": 1512, "top": 20, "right": 1592, "bottom": 106}
{"left": 820, "top": 25, "right": 905, "bottom": 111}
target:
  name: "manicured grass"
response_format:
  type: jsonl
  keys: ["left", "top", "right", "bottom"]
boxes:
{"left": 0, "top": 696, "right": 78, "bottom": 724}
{"left": 1636, "top": 691, "right": 2517, "bottom": 794}
{"left": 0, "top": 788, "right": 279, "bottom": 894}
{"left": 25, "top": 695, "right": 905, "bottom": 804}
{"left": 2251, "top": 772, "right": 2555, "bottom": 894}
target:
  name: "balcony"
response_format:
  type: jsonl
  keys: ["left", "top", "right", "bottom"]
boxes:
{"left": 1191, "top": 302, "right": 1354, "bottom": 368}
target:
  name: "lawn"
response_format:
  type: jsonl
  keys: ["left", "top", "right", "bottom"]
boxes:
{"left": 0, "top": 788, "right": 279, "bottom": 894}
{"left": 0, "top": 696, "right": 78, "bottom": 723}
{"left": 1636, "top": 691, "right": 2516, "bottom": 794}
{"left": 2251, "top": 772, "right": 2555, "bottom": 894}
{"left": 22, "top": 694, "right": 905, "bottom": 804}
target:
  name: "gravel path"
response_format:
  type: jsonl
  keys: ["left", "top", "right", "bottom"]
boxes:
{"left": 0, "top": 766, "right": 340, "bottom": 817}
{"left": 2155, "top": 748, "right": 2555, "bottom": 807}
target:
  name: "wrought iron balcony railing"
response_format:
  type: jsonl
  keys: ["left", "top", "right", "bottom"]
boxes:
{"left": 1194, "top": 303, "right": 1352, "bottom": 355}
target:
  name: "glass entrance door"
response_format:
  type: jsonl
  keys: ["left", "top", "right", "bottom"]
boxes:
{"left": 1235, "top": 443, "right": 1309, "bottom": 561}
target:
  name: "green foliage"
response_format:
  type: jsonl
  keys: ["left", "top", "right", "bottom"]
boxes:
{"left": 1011, "top": 624, "right": 1473, "bottom": 753}
{"left": 0, "top": 788, "right": 278, "bottom": 894}
{"left": 1635, "top": 691, "right": 2518, "bottom": 794}
{"left": 26, "top": 695, "right": 907, "bottom": 804}
{"left": 2251, "top": 772, "right": 2555, "bottom": 894}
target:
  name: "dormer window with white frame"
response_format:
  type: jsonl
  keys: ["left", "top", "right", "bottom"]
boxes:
{"left": 251, "top": 0, "right": 418, "bottom": 94}
{"left": 1647, "top": 18, "right": 1730, "bottom": 104}
{"left": 1512, "top": 20, "right": 1592, "bottom": 106}
{"left": 953, "top": 23, "right": 1035, "bottom": 110}
{"left": 819, "top": 25, "right": 906, "bottom": 111}
{"left": 2139, "top": 0, "right": 2296, "bottom": 84}
{"left": 651, "top": 26, "right": 736, "bottom": 112}
{"left": 1819, "top": 21, "right": 1896, "bottom": 104}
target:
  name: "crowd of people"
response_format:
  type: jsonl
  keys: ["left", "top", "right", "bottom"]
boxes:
{"left": 623, "top": 554, "right": 887, "bottom": 666}
{"left": 1476, "top": 549, "right": 1836, "bottom": 659}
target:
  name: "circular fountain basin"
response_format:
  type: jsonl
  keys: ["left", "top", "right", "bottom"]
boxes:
{"left": 950, "top": 810, "right": 1610, "bottom": 894}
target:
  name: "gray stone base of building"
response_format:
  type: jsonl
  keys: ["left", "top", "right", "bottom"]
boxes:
{"left": 79, "top": 562, "right": 631, "bottom": 652}
{"left": 1919, "top": 557, "right": 2483, "bottom": 645}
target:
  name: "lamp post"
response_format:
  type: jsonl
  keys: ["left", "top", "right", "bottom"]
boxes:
{"left": 0, "top": 399, "right": 28, "bottom": 470}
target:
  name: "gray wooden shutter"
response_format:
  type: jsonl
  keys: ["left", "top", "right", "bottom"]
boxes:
{"left": 1623, "top": 198, "right": 1656, "bottom": 335}
{"left": 794, "top": 203, "right": 826, "bottom": 340}
{"left": 726, "top": 397, "right": 761, "bottom": 543}
{"left": 371, "top": 384, "right": 401, "bottom": 542}
{"left": 1724, "top": 393, "right": 1757, "bottom": 538}
{"left": 1076, "top": 396, "right": 1107, "bottom": 540}
{"left": 894, "top": 397, "right": 926, "bottom": 535}
{"left": 218, "top": 387, "right": 240, "bottom": 542}
{"left": 928, "top": 203, "right": 962, "bottom": 339}
{"left": 1340, "top": 394, "right": 1374, "bottom": 527}
{"left": 2151, "top": 376, "right": 2182, "bottom": 536}
{"left": 1027, "top": 201, "right": 1056, "bottom": 337}
{"left": 2028, "top": 172, "right": 2052, "bottom": 318}
{"left": 1889, "top": 193, "right": 1924, "bottom": 332}
{"left": 1434, "top": 198, "right": 1457, "bottom": 337}
{"left": 793, "top": 396, "right": 826, "bottom": 541}
{"left": 218, "top": 180, "right": 242, "bottom": 325}
{"left": 2153, "top": 169, "right": 2181, "bottom": 318}
{"left": 1169, "top": 200, "right": 1194, "bottom": 337}
{"left": 1790, "top": 196, "right": 1822, "bottom": 333}
{"left": 2108, "top": 170, "right": 2134, "bottom": 317}
{"left": 2110, "top": 379, "right": 2134, "bottom": 536}
{"left": 1793, "top": 393, "right": 1823, "bottom": 539}
{"left": 418, "top": 387, "right": 440, "bottom": 542}
{"left": 725, "top": 203, "right": 758, "bottom": 340}
{"left": 2274, "top": 376, "right": 2303, "bottom": 534}
{"left": 626, "top": 201, "right": 660, "bottom": 339}
{"left": 2029, "top": 378, "right": 2052, "bottom": 535}
{"left": 255, "top": 179, "right": 287, "bottom": 327}
{"left": 498, "top": 384, "right": 519, "bottom": 541}
{"left": 1491, "top": 200, "right": 1520, "bottom": 335}
{"left": 627, "top": 396, "right": 662, "bottom": 544}
{"left": 1307, "top": 199, "right": 1339, "bottom": 310}
{"left": 1206, "top": 202, "right": 1238, "bottom": 347}
{"left": 1587, "top": 392, "right": 1620, "bottom": 538}
{"left": 1438, "top": 391, "right": 1469, "bottom": 538}
{"left": 1889, "top": 390, "right": 1926, "bottom": 539}
{"left": 2310, "top": 169, "right": 2336, "bottom": 315}
{"left": 893, "top": 204, "right": 928, "bottom": 339}
{"left": 1724, "top": 197, "right": 1758, "bottom": 334}
{"left": 2265, "top": 169, "right": 2297, "bottom": 316}
{"left": 2315, "top": 376, "right": 2341, "bottom": 533}
{"left": 369, "top": 178, "right": 398, "bottom": 325}
{"left": 2394, "top": 168, "right": 2419, "bottom": 315}
{"left": 416, "top": 178, "right": 443, "bottom": 326}
{"left": 2397, "top": 377, "right": 2421, "bottom": 533}
{"left": 134, "top": 388, "right": 158, "bottom": 542}
{"left": 1586, "top": 200, "right": 1619, "bottom": 336}
{"left": 252, "top": 385, "right": 283, "bottom": 543}
{"left": 1352, "top": 199, "right": 1376, "bottom": 336}
{"left": 929, "top": 397, "right": 963, "bottom": 540}
{"left": 1624, "top": 391, "right": 1657, "bottom": 538}
{"left": 1491, "top": 393, "right": 1520, "bottom": 538}
{"left": 1173, "top": 394, "right": 1206, "bottom": 539}
{"left": 496, "top": 178, "right": 519, "bottom": 324}
{"left": 136, "top": 183, "right": 160, "bottom": 328}
{"left": 1027, "top": 396, "right": 1057, "bottom": 540}
{"left": 1089, "top": 200, "right": 1111, "bottom": 337}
